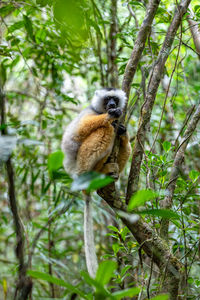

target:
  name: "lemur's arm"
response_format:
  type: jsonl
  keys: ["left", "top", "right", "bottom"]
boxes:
{"left": 76, "top": 108, "right": 122, "bottom": 141}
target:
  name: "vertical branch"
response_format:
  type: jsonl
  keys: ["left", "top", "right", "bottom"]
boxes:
{"left": 187, "top": 7, "right": 200, "bottom": 57}
{"left": 92, "top": 1, "right": 105, "bottom": 87}
{"left": 109, "top": 0, "right": 119, "bottom": 88}
{"left": 48, "top": 222, "right": 55, "bottom": 298}
{"left": 160, "top": 102, "right": 200, "bottom": 239}
{"left": 122, "top": 0, "right": 161, "bottom": 110}
{"left": 126, "top": 0, "right": 192, "bottom": 202}
{"left": 96, "top": 36, "right": 105, "bottom": 87}
{"left": 0, "top": 87, "right": 32, "bottom": 300}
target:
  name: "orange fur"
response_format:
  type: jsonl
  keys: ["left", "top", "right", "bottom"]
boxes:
{"left": 77, "top": 124, "right": 115, "bottom": 174}
{"left": 76, "top": 113, "right": 131, "bottom": 175}
{"left": 117, "top": 135, "right": 132, "bottom": 172}
{"left": 76, "top": 114, "right": 110, "bottom": 141}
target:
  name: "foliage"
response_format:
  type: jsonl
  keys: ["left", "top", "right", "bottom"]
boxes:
{"left": 0, "top": 0, "right": 200, "bottom": 299}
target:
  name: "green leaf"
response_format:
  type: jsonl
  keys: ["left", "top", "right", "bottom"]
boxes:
{"left": 48, "top": 150, "right": 64, "bottom": 178}
{"left": 189, "top": 170, "right": 199, "bottom": 183}
{"left": 112, "top": 243, "right": 120, "bottom": 255}
{"left": 80, "top": 271, "right": 114, "bottom": 298}
{"left": 194, "top": 5, "right": 200, "bottom": 13}
{"left": 112, "top": 287, "right": 140, "bottom": 299}
{"left": 23, "top": 15, "right": 34, "bottom": 41}
{"left": 36, "top": 0, "right": 51, "bottom": 7}
{"left": 96, "top": 261, "right": 117, "bottom": 286}
{"left": 9, "top": 21, "right": 24, "bottom": 33}
{"left": 120, "top": 265, "right": 132, "bottom": 277}
{"left": 162, "top": 141, "right": 171, "bottom": 153}
{"left": 71, "top": 172, "right": 114, "bottom": 192}
{"left": 150, "top": 294, "right": 169, "bottom": 300}
{"left": 120, "top": 226, "right": 130, "bottom": 241}
{"left": 128, "top": 189, "right": 158, "bottom": 211}
{"left": 107, "top": 225, "right": 119, "bottom": 233}
{"left": 138, "top": 209, "right": 180, "bottom": 219}
{"left": 27, "top": 270, "right": 87, "bottom": 298}
{"left": 0, "top": 5, "right": 15, "bottom": 17}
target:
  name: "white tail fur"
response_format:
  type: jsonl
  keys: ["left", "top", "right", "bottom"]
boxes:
{"left": 84, "top": 194, "right": 98, "bottom": 278}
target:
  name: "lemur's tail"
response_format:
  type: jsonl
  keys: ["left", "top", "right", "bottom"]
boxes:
{"left": 84, "top": 193, "right": 98, "bottom": 278}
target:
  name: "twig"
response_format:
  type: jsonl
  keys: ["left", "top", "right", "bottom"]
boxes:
{"left": 128, "top": 2, "right": 139, "bottom": 29}
{"left": 174, "top": 105, "right": 195, "bottom": 148}
{"left": 28, "top": 200, "right": 74, "bottom": 267}
{"left": 146, "top": 254, "right": 154, "bottom": 298}
{"left": 150, "top": 19, "right": 183, "bottom": 153}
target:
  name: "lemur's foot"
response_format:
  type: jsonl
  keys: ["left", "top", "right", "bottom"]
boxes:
{"left": 112, "top": 121, "right": 127, "bottom": 136}
{"left": 103, "top": 163, "right": 119, "bottom": 180}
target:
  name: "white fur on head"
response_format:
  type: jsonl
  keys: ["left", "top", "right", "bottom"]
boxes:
{"left": 91, "top": 88, "right": 127, "bottom": 113}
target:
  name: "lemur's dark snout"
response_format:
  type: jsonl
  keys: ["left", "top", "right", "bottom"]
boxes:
{"left": 106, "top": 99, "right": 117, "bottom": 110}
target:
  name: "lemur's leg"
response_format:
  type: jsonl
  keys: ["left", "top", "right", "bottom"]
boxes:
{"left": 117, "top": 134, "right": 131, "bottom": 173}
{"left": 76, "top": 125, "right": 115, "bottom": 174}
{"left": 94, "top": 154, "right": 119, "bottom": 179}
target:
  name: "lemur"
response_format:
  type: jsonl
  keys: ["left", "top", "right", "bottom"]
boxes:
{"left": 61, "top": 88, "right": 131, "bottom": 277}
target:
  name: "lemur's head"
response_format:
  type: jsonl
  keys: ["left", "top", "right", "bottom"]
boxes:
{"left": 91, "top": 88, "right": 127, "bottom": 113}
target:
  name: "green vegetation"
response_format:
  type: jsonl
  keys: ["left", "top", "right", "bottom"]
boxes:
{"left": 0, "top": 0, "right": 200, "bottom": 299}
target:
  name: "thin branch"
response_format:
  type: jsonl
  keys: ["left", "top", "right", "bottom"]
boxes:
{"left": 28, "top": 200, "right": 73, "bottom": 267}
{"left": 187, "top": 6, "right": 200, "bottom": 57}
{"left": 150, "top": 21, "right": 183, "bottom": 152}
{"left": 174, "top": 104, "right": 195, "bottom": 148}
{"left": 109, "top": 0, "right": 119, "bottom": 88}
{"left": 160, "top": 102, "right": 200, "bottom": 239}
{"left": 122, "top": 0, "right": 161, "bottom": 112}
{"left": 128, "top": 2, "right": 139, "bottom": 29}
{"left": 0, "top": 87, "right": 32, "bottom": 300}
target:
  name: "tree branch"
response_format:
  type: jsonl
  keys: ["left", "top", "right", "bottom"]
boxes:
{"left": 97, "top": 185, "right": 183, "bottom": 299}
{"left": 0, "top": 87, "right": 32, "bottom": 300}
{"left": 187, "top": 7, "right": 200, "bottom": 57}
{"left": 160, "top": 102, "right": 200, "bottom": 239}
{"left": 122, "top": 0, "right": 161, "bottom": 109}
{"left": 109, "top": 0, "right": 119, "bottom": 88}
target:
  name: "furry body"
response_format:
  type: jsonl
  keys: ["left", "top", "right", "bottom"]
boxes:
{"left": 61, "top": 89, "right": 131, "bottom": 177}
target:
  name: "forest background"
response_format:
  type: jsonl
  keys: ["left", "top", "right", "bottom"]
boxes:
{"left": 0, "top": 0, "right": 200, "bottom": 299}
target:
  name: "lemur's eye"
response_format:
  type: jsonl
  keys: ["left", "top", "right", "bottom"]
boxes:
{"left": 104, "top": 96, "right": 111, "bottom": 105}
{"left": 113, "top": 97, "right": 119, "bottom": 105}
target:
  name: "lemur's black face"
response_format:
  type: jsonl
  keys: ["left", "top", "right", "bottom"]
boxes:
{"left": 103, "top": 96, "right": 119, "bottom": 111}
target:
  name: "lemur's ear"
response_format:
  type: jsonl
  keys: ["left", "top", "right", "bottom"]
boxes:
{"left": 95, "top": 90, "right": 100, "bottom": 96}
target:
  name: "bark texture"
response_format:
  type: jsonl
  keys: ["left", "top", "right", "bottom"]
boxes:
{"left": 109, "top": 0, "right": 119, "bottom": 88}
{"left": 187, "top": 8, "right": 200, "bottom": 57}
